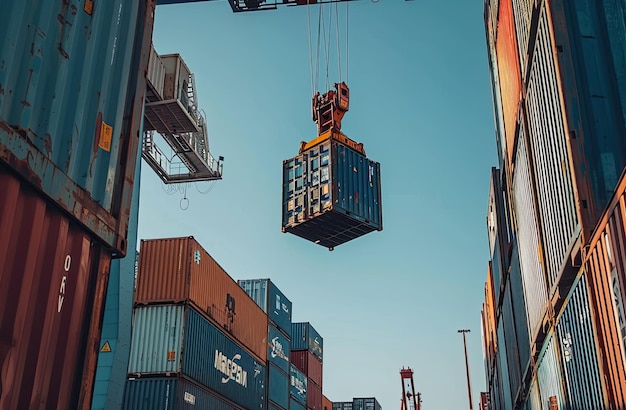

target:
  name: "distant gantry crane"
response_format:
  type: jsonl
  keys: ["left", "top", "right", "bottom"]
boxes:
{"left": 401, "top": 367, "right": 422, "bottom": 410}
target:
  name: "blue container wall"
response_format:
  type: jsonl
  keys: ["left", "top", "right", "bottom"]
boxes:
{"left": 269, "top": 402, "right": 285, "bottom": 410}
{"left": 0, "top": 0, "right": 150, "bottom": 252}
{"left": 496, "top": 321, "right": 513, "bottom": 410}
{"left": 123, "top": 376, "right": 241, "bottom": 410}
{"left": 509, "top": 241, "right": 531, "bottom": 375}
{"left": 290, "top": 363, "right": 308, "bottom": 406}
{"left": 557, "top": 274, "right": 606, "bottom": 408}
{"left": 91, "top": 108, "right": 144, "bottom": 410}
{"left": 127, "top": 305, "right": 266, "bottom": 409}
{"left": 269, "top": 324, "right": 291, "bottom": 373}
{"left": 239, "top": 279, "right": 292, "bottom": 337}
{"left": 290, "top": 397, "right": 307, "bottom": 410}
{"left": 536, "top": 334, "right": 565, "bottom": 409}
{"left": 268, "top": 363, "right": 289, "bottom": 409}
{"left": 291, "top": 322, "right": 323, "bottom": 361}
{"left": 502, "top": 284, "right": 521, "bottom": 404}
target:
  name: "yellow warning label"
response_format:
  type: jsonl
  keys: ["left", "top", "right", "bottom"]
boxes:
{"left": 100, "top": 341, "right": 112, "bottom": 353}
{"left": 84, "top": 0, "right": 94, "bottom": 15}
{"left": 99, "top": 121, "right": 112, "bottom": 152}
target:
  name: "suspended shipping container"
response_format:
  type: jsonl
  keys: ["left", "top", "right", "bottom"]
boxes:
{"left": 282, "top": 130, "right": 382, "bottom": 250}
{"left": 292, "top": 322, "right": 323, "bottom": 361}
{"left": 556, "top": 273, "right": 606, "bottom": 408}
{"left": 135, "top": 236, "right": 268, "bottom": 362}
{"left": 0, "top": 0, "right": 152, "bottom": 255}
{"left": 290, "top": 364, "right": 308, "bottom": 406}
{"left": 269, "top": 323, "right": 291, "bottom": 373}
{"left": 291, "top": 350, "right": 323, "bottom": 387}
{"left": 525, "top": 6, "right": 578, "bottom": 291}
{"left": 583, "top": 171, "right": 626, "bottom": 408}
{"left": 268, "top": 363, "right": 289, "bottom": 410}
{"left": 128, "top": 305, "right": 266, "bottom": 410}
{"left": 123, "top": 376, "right": 242, "bottom": 410}
{"left": 239, "top": 278, "right": 293, "bottom": 337}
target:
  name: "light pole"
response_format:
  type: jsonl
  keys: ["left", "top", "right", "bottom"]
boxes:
{"left": 458, "top": 329, "right": 473, "bottom": 410}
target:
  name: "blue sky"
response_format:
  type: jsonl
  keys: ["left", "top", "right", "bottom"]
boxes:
{"left": 138, "top": 1, "right": 497, "bottom": 408}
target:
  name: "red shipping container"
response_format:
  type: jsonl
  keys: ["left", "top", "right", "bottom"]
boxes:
{"left": 322, "top": 394, "right": 333, "bottom": 410}
{"left": 290, "top": 350, "right": 322, "bottom": 387}
{"left": 135, "top": 237, "right": 268, "bottom": 362}
{"left": 307, "top": 378, "right": 322, "bottom": 410}
{"left": 0, "top": 167, "right": 113, "bottom": 409}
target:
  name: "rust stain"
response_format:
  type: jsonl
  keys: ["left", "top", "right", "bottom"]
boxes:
{"left": 58, "top": 44, "right": 69, "bottom": 59}
{"left": 57, "top": 13, "right": 65, "bottom": 24}
{"left": 44, "top": 133, "right": 52, "bottom": 156}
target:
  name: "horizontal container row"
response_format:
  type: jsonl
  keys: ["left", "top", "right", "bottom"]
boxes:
{"left": 0, "top": 0, "right": 151, "bottom": 254}
{"left": 292, "top": 322, "right": 323, "bottom": 361}
{"left": 290, "top": 364, "right": 308, "bottom": 406}
{"left": 128, "top": 304, "right": 265, "bottom": 410}
{"left": 291, "top": 350, "right": 323, "bottom": 387}
{"left": 0, "top": 166, "right": 114, "bottom": 409}
{"left": 123, "top": 376, "right": 242, "bottom": 410}
{"left": 135, "top": 236, "right": 268, "bottom": 362}
{"left": 239, "top": 278, "right": 293, "bottom": 338}
{"left": 282, "top": 135, "right": 383, "bottom": 250}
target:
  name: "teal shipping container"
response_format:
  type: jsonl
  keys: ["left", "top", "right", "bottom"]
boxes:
{"left": 128, "top": 305, "right": 266, "bottom": 409}
{"left": 282, "top": 136, "right": 382, "bottom": 251}
{"left": 290, "top": 397, "right": 307, "bottom": 410}
{"left": 268, "top": 323, "right": 291, "bottom": 373}
{"left": 268, "top": 363, "right": 289, "bottom": 409}
{"left": 239, "top": 278, "right": 293, "bottom": 337}
{"left": 0, "top": 0, "right": 154, "bottom": 255}
{"left": 290, "top": 363, "right": 308, "bottom": 406}
{"left": 292, "top": 322, "right": 323, "bottom": 361}
{"left": 123, "top": 376, "right": 241, "bottom": 409}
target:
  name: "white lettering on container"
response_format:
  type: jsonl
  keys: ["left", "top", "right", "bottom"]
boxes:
{"left": 58, "top": 255, "right": 71, "bottom": 313}
{"left": 184, "top": 392, "right": 196, "bottom": 405}
{"left": 214, "top": 350, "right": 248, "bottom": 387}
{"left": 270, "top": 336, "right": 287, "bottom": 361}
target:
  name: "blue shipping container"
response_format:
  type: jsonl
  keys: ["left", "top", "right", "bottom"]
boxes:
{"left": 290, "top": 363, "right": 308, "bottom": 406}
{"left": 292, "top": 322, "right": 323, "bottom": 361}
{"left": 291, "top": 397, "right": 307, "bottom": 410}
{"left": 0, "top": 0, "right": 152, "bottom": 254}
{"left": 239, "top": 278, "right": 293, "bottom": 337}
{"left": 269, "top": 323, "right": 291, "bottom": 373}
{"left": 123, "top": 376, "right": 241, "bottom": 410}
{"left": 128, "top": 305, "right": 266, "bottom": 409}
{"left": 282, "top": 135, "right": 383, "bottom": 250}
{"left": 268, "top": 363, "right": 289, "bottom": 409}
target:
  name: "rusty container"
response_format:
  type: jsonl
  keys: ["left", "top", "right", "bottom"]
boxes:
{"left": 135, "top": 236, "right": 268, "bottom": 362}
{"left": 0, "top": 166, "right": 113, "bottom": 409}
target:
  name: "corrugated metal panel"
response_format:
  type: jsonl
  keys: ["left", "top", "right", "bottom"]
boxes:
{"left": 496, "top": 320, "right": 513, "bottom": 409}
{"left": 513, "top": 127, "right": 549, "bottom": 340}
{"left": 292, "top": 322, "right": 323, "bottom": 361}
{"left": 352, "top": 398, "right": 381, "bottom": 410}
{"left": 511, "top": 0, "right": 533, "bottom": 77}
{"left": 550, "top": 0, "right": 626, "bottom": 239}
{"left": 128, "top": 305, "right": 266, "bottom": 410}
{"left": 583, "top": 173, "right": 626, "bottom": 408}
{"left": 147, "top": 45, "right": 166, "bottom": 101}
{"left": 123, "top": 376, "right": 243, "bottom": 410}
{"left": 269, "top": 323, "right": 291, "bottom": 373}
{"left": 239, "top": 279, "right": 293, "bottom": 337}
{"left": 291, "top": 350, "right": 323, "bottom": 387}
{"left": 0, "top": 0, "right": 153, "bottom": 254}
{"left": 556, "top": 273, "right": 606, "bottom": 408}
{"left": 527, "top": 376, "right": 541, "bottom": 410}
{"left": 282, "top": 137, "right": 383, "bottom": 250}
{"left": 290, "top": 364, "right": 308, "bottom": 406}
{"left": 268, "top": 363, "right": 289, "bottom": 409}
{"left": 482, "top": 264, "right": 498, "bottom": 384}
{"left": 0, "top": 166, "right": 112, "bottom": 409}
{"left": 307, "top": 379, "right": 322, "bottom": 410}
{"left": 536, "top": 334, "right": 565, "bottom": 409}
{"left": 291, "top": 397, "right": 307, "bottom": 410}
{"left": 509, "top": 241, "right": 531, "bottom": 377}
{"left": 322, "top": 395, "right": 333, "bottom": 410}
{"left": 501, "top": 282, "right": 522, "bottom": 404}
{"left": 495, "top": 0, "right": 522, "bottom": 166}
{"left": 525, "top": 5, "right": 578, "bottom": 291}
{"left": 135, "top": 237, "right": 268, "bottom": 362}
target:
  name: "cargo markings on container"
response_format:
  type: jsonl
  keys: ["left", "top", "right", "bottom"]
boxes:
{"left": 239, "top": 278, "right": 293, "bottom": 337}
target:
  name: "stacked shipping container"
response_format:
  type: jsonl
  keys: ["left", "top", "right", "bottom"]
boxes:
{"left": 239, "top": 279, "right": 293, "bottom": 410}
{"left": 482, "top": 0, "right": 626, "bottom": 408}
{"left": 0, "top": 0, "right": 154, "bottom": 407}
{"left": 291, "top": 322, "right": 324, "bottom": 409}
{"left": 125, "top": 237, "right": 269, "bottom": 409}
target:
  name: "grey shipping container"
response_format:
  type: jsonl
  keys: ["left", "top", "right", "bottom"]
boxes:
{"left": 268, "top": 363, "right": 289, "bottom": 409}
{"left": 290, "top": 363, "right": 308, "bottom": 406}
{"left": 123, "top": 376, "right": 242, "bottom": 410}
{"left": 128, "top": 305, "right": 266, "bottom": 409}
{"left": 282, "top": 133, "right": 382, "bottom": 250}
{"left": 333, "top": 402, "right": 353, "bottom": 410}
{"left": 239, "top": 278, "right": 293, "bottom": 337}
{"left": 269, "top": 323, "right": 291, "bottom": 373}
{"left": 292, "top": 322, "right": 323, "bottom": 361}
{"left": 352, "top": 397, "right": 382, "bottom": 410}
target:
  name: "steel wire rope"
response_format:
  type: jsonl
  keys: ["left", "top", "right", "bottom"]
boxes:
{"left": 307, "top": 0, "right": 315, "bottom": 96}
{"left": 335, "top": 0, "right": 341, "bottom": 84}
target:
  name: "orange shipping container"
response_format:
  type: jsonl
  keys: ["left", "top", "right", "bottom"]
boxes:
{"left": 583, "top": 172, "right": 626, "bottom": 409}
{"left": 135, "top": 236, "right": 268, "bottom": 362}
{"left": 322, "top": 395, "right": 332, "bottom": 410}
